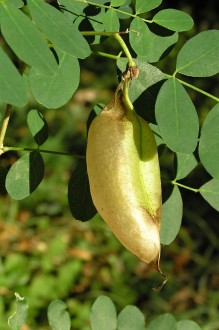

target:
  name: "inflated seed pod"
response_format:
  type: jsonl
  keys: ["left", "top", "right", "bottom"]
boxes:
{"left": 86, "top": 81, "right": 162, "bottom": 268}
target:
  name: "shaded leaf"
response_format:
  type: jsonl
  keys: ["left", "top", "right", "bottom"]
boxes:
{"left": 199, "top": 104, "right": 219, "bottom": 179}
{"left": 103, "top": 8, "right": 120, "bottom": 32}
{"left": 135, "top": 0, "right": 162, "bottom": 14}
{"left": 177, "top": 320, "right": 201, "bottom": 330}
{"left": 29, "top": 49, "right": 80, "bottom": 109}
{"left": 176, "top": 30, "right": 219, "bottom": 77}
{"left": 199, "top": 179, "right": 219, "bottom": 212}
{"left": 47, "top": 300, "right": 71, "bottom": 330}
{"left": 90, "top": 296, "right": 117, "bottom": 330}
{"left": 1, "top": 3, "right": 57, "bottom": 75}
{"left": 117, "top": 306, "right": 145, "bottom": 330}
{"left": 27, "top": 0, "right": 91, "bottom": 59}
{"left": 6, "top": 151, "right": 44, "bottom": 200}
{"left": 153, "top": 9, "right": 193, "bottom": 32}
{"left": 0, "top": 46, "right": 27, "bottom": 107}
{"left": 175, "top": 152, "right": 198, "bottom": 180}
{"left": 130, "top": 17, "right": 178, "bottom": 63}
{"left": 68, "top": 158, "right": 97, "bottom": 221}
{"left": 155, "top": 78, "right": 199, "bottom": 153}
{"left": 147, "top": 313, "right": 177, "bottom": 330}
{"left": 8, "top": 293, "right": 28, "bottom": 330}
{"left": 27, "top": 109, "right": 49, "bottom": 146}
{"left": 160, "top": 186, "right": 183, "bottom": 245}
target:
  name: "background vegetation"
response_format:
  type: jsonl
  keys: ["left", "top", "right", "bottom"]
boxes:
{"left": 0, "top": 0, "right": 219, "bottom": 329}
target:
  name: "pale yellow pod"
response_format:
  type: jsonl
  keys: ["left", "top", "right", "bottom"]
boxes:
{"left": 86, "top": 90, "right": 162, "bottom": 267}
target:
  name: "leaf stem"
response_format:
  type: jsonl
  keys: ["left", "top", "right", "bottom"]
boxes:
{"left": 166, "top": 73, "right": 219, "bottom": 103}
{"left": 171, "top": 180, "right": 199, "bottom": 193}
{"left": 2, "top": 146, "right": 85, "bottom": 158}
{"left": 0, "top": 104, "right": 12, "bottom": 155}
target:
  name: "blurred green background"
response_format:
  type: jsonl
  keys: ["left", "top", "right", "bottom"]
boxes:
{"left": 0, "top": 1, "right": 219, "bottom": 329}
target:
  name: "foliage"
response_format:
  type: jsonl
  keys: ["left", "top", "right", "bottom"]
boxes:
{"left": 0, "top": 0, "right": 219, "bottom": 329}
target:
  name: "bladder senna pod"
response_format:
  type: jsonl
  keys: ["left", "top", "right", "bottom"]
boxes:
{"left": 86, "top": 77, "right": 162, "bottom": 269}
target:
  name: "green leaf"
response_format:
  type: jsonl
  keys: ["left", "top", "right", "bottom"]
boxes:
{"left": 135, "top": 0, "right": 162, "bottom": 14}
{"left": 90, "top": 296, "right": 117, "bottom": 330}
{"left": 8, "top": 293, "right": 28, "bottom": 330}
{"left": 29, "top": 49, "right": 80, "bottom": 109}
{"left": 147, "top": 313, "right": 177, "bottom": 330}
{"left": 6, "top": 151, "right": 44, "bottom": 200}
{"left": 199, "top": 104, "right": 219, "bottom": 179}
{"left": 103, "top": 8, "right": 120, "bottom": 32}
{"left": 153, "top": 9, "right": 194, "bottom": 32}
{"left": 155, "top": 78, "right": 199, "bottom": 153}
{"left": 0, "top": 46, "right": 27, "bottom": 107}
{"left": 68, "top": 158, "right": 97, "bottom": 221}
{"left": 160, "top": 186, "right": 183, "bottom": 245}
{"left": 59, "top": 0, "right": 87, "bottom": 23}
{"left": 27, "top": 0, "right": 91, "bottom": 59}
{"left": 27, "top": 109, "right": 49, "bottom": 146}
{"left": 177, "top": 320, "right": 201, "bottom": 330}
{"left": 176, "top": 30, "right": 219, "bottom": 77}
{"left": 1, "top": 3, "right": 57, "bottom": 75}
{"left": 199, "top": 179, "right": 219, "bottom": 212}
{"left": 111, "top": 0, "right": 126, "bottom": 6}
{"left": 130, "top": 17, "right": 178, "bottom": 63}
{"left": 47, "top": 300, "right": 71, "bottom": 330}
{"left": 175, "top": 152, "right": 198, "bottom": 180}
{"left": 117, "top": 306, "right": 145, "bottom": 330}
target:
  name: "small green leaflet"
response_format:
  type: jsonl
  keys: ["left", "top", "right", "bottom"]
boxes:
{"left": 199, "top": 179, "right": 219, "bottom": 212}
{"left": 103, "top": 8, "right": 120, "bottom": 32}
{"left": 177, "top": 320, "right": 201, "bottom": 330}
{"left": 147, "top": 313, "right": 177, "bottom": 330}
{"left": 176, "top": 30, "right": 219, "bottom": 77}
{"left": 8, "top": 293, "right": 28, "bottom": 330}
{"left": 110, "top": 0, "right": 126, "bottom": 7}
{"left": 155, "top": 78, "right": 199, "bottom": 153}
{"left": 174, "top": 152, "right": 198, "bottom": 180}
{"left": 6, "top": 151, "right": 44, "bottom": 200}
{"left": 135, "top": 0, "right": 162, "bottom": 14}
{"left": 117, "top": 306, "right": 145, "bottom": 330}
{"left": 160, "top": 186, "right": 183, "bottom": 245}
{"left": 153, "top": 9, "right": 194, "bottom": 32}
{"left": 90, "top": 296, "right": 117, "bottom": 330}
{"left": 199, "top": 104, "right": 219, "bottom": 179}
{"left": 27, "top": 109, "right": 49, "bottom": 146}
{"left": 47, "top": 300, "right": 71, "bottom": 330}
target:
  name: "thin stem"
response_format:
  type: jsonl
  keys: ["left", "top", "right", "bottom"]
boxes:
{"left": 165, "top": 73, "right": 219, "bottom": 103}
{"left": 2, "top": 146, "right": 85, "bottom": 158}
{"left": 171, "top": 180, "right": 199, "bottom": 193}
{"left": 0, "top": 104, "right": 12, "bottom": 154}
{"left": 93, "top": 51, "right": 122, "bottom": 61}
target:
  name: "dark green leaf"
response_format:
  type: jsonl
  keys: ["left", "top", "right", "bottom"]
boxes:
{"left": 90, "top": 296, "right": 117, "bottom": 330}
{"left": 147, "top": 313, "right": 177, "bottom": 330}
{"left": 177, "top": 320, "right": 201, "bottom": 330}
{"left": 199, "top": 179, "right": 219, "bottom": 212}
{"left": 199, "top": 104, "right": 219, "bottom": 179}
{"left": 27, "top": 0, "right": 91, "bottom": 59}
{"left": 176, "top": 30, "right": 219, "bottom": 77}
{"left": 175, "top": 152, "right": 198, "bottom": 180}
{"left": 47, "top": 300, "right": 71, "bottom": 330}
{"left": 153, "top": 9, "right": 194, "bottom": 32}
{"left": 1, "top": 3, "right": 57, "bottom": 75}
{"left": 6, "top": 151, "right": 44, "bottom": 200}
{"left": 130, "top": 17, "right": 178, "bottom": 63}
{"left": 68, "top": 158, "right": 97, "bottom": 221}
{"left": 8, "top": 293, "right": 28, "bottom": 330}
{"left": 0, "top": 46, "right": 27, "bottom": 107}
{"left": 117, "top": 306, "right": 145, "bottom": 330}
{"left": 155, "top": 78, "right": 199, "bottom": 153}
{"left": 135, "top": 0, "right": 162, "bottom": 14}
{"left": 160, "top": 186, "right": 183, "bottom": 245}
{"left": 103, "top": 8, "right": 120, "bottom": 32}
{"left": 29, "top": 49, "right": 80, "bottom": 109}
{"left": 27, "top": 109, "right": 49, "bottom": 146}
{"left": 59, "top": 0, "right": 87, "bottom": 23}
{"left": 0, "top": 166, "right": 7, "bottom": 195}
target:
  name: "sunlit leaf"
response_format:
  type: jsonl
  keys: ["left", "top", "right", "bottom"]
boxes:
{"left": 175, "top": 152, "right": 198, "bottom": 180}
{"left": 177, "top": 320, "right": 201, "bottom": 330}
{"left": 199, "top": 104, "right": 219, "bottom": 179}
{"left": 117, "top": 306, "right": 145, "bottom": 330}
{"left": 155, "top": 78, "right": 199, "bottom": 153}
{"left": 6, "top": 151, "right": 44, "bottom": 200}
{"left": 47, "top": 300, "right": 71, "bottom": 330}
{"left": 147, "top": 313, "right": 177, "bottom": 330}
{"left": 103, "top": 8, "right": 120, "bottom": 32}
{"left": 199, "top": 179, "right": 219, "bottom": 212}
{"left": 111, "top": 0, "right": 126, "bottom": 6}
{"left": 27, "top": 109, "right": 49, "bottom": 146}
{"left": 90, "top": 296, "right": 117, "bottom": 330}
{"left": 68, "top": 158, "right": 97, "bottom": 221}
{"left": 176, "top": 30, "right": 219, "bottom": 77}
{"left": 160, "top": 186, "right": 183, "bottom": 245}
{"left": 153, "top": 9, "right": 194, "bottom": 32}
{"left": 135, "top": 0, "right": 162, "bottom": 14}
